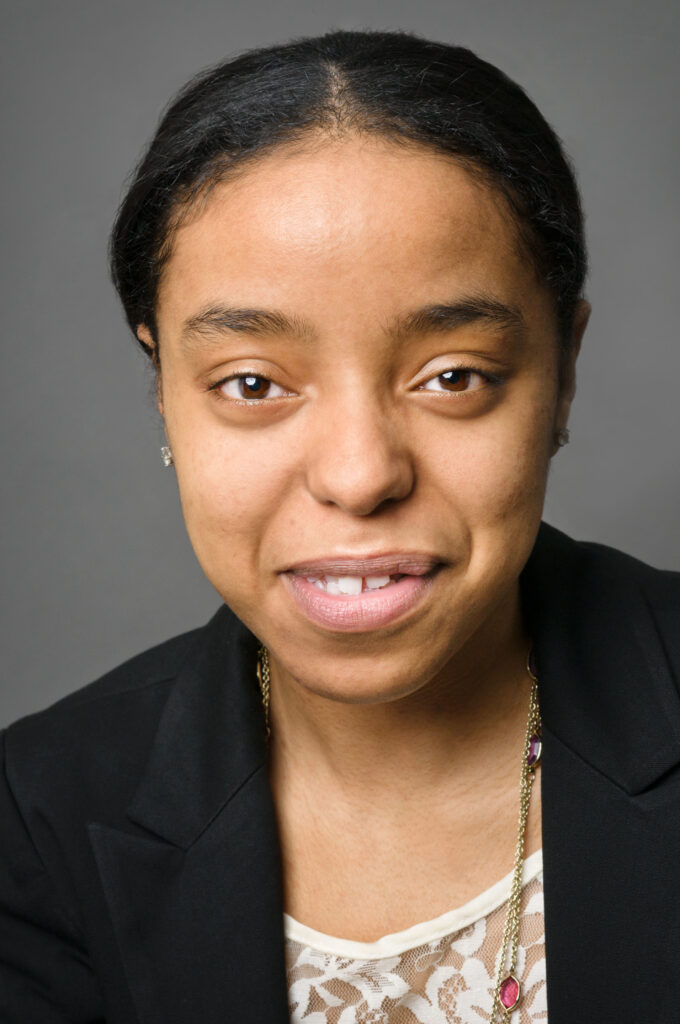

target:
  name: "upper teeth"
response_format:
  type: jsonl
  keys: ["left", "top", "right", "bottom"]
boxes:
{"left": 306, "top": 574, "right": 393, "bottom": 594}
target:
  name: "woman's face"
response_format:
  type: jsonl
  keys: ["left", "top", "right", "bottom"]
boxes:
{"left": 147, "top": 135, "right": 585, "bottom": 702}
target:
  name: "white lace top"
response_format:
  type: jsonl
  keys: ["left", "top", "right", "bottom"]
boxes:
{"left": 284, "top": 849, "right": 546, "bottom": 1023}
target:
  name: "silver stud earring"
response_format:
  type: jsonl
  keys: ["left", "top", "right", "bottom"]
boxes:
{"left": 161, "top": 445, "right": 174, "bottom": 467}
{"left": 555, "top": 428, "right": 570, "bottom": 447}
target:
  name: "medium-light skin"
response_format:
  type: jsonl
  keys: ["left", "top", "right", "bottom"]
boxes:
{"left": 140, "top": 134, "right": 588, "bottom": 940}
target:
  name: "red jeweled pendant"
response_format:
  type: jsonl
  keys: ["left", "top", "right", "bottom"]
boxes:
{"left": 500, "top": 974, "right": 521, "bottom": 1011}
{"left": 527, "top": 732, "right": 542, "bottom": 767}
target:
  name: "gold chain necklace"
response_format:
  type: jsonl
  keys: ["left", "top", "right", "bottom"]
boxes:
{"left": 256, "top": 645, "right": 541, "bottom": 1022}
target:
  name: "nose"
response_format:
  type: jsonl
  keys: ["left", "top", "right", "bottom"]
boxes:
{"left": 304, "top": 393, "right": 415, "bottom": 516}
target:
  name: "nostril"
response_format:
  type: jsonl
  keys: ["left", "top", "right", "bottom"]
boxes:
{"left": 305, "top": 442, "right": 415, "bottom": 515}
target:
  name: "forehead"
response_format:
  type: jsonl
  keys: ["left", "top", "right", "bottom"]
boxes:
{"left": 157, "top": 135, "right": 546, "bottom": 331}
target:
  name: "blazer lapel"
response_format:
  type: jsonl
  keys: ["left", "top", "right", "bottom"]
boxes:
{"left": 522, "top": 524, "right": 680, "bottom": 1023}
{"left": 89, "top": 606, "right": 290, "bottom": 1024}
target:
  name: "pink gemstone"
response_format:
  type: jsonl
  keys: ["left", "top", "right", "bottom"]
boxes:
{"left": 500, "top": 975, "right": 520, "bottom": 1010}
{"left": 527, "top": 733, "right": 542, "bottom": 767}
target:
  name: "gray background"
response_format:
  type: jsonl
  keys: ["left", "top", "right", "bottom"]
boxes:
{"left": 2, "top": 0, "right": 678, "bottom": 725}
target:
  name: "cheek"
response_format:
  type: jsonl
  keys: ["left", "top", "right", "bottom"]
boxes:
{"left": 171, "top": 423, "right": 296, "bottom": 585}
{"left": 419, "top": 418, "right": 552, "bottom": 627}
{"left": 427, "top": 399, "right": 553, "bottom": 523}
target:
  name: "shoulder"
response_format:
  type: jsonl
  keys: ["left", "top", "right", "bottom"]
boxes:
{"left": 524, "top": 524, "right": 680, "bottom": 794}
{"left": 574, "top": 533, "right": 680, "bottom": 662}
{"left": 2, "top": 613, "right": 217, "bottom": 822}
{"left": 6, "top": 620, "right": 202, "bottom": 739}
{"left": 524, "top": 521, "right": 680, "bottom": 676}
{"left": 531, "top": 521, "right": 680, "bottom": 604}
{"left": 524, "top": 524, "right": 680, "bottom": 708}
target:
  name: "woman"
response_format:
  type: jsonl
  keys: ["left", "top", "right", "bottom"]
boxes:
{"left": 1, "top": 28, "right": 678, "bottom": 1024}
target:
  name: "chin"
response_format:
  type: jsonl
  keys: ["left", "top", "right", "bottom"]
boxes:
{"left": 282, "top": 647, "right": 439, "bottom": 706}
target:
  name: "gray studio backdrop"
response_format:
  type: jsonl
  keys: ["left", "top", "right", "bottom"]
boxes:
{"left": 2, "top": 0, "right": 678, "bottom": 724}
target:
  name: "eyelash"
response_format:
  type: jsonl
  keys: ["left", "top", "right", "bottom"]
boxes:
{"left": 207, "top": 366, "right": 504, "bottom": 403}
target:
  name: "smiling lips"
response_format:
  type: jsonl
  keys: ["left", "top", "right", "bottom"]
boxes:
{"left": 282, "top": 554, "right": 441, "bottom": 632}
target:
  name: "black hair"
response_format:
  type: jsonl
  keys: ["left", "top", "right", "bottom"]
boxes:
{"left": 110, "top": 28, "right": 587, "bottom": 362}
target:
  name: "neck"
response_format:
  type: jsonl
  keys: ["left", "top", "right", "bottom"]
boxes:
{"left": 267, "top": 585, "right": 531, "bottom": 804}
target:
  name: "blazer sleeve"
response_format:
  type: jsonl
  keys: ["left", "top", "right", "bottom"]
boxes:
{"left": 0, "top": 730, "right": 104, "bottom": 1023}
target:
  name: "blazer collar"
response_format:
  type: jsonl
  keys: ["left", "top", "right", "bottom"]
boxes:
{"left": 126, "top": 604, "right": 267, "bottom": 849}
{"left": 521, "top": 522, "right": 680, "bottom": 795}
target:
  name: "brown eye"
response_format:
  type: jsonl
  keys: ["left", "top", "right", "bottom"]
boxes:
{"left": 217, "top": 374, "right": 291, "bottom": 401}
{"left": 437, "top": 370, "right": 471, "bottom": 392}
{"left": 421, "top": 369, "right": 490, "bottom": 394}
{"left": 240, "top": 375, "right": 271, "bottom": 398}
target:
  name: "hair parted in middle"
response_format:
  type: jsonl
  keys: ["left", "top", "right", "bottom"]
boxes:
{"left": 110, "top": 28, "right": 587, "bottom": 361}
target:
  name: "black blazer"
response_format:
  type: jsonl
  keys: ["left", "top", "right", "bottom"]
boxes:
{"left": 2, "top": 522, "right": 680, "bottom": 1024}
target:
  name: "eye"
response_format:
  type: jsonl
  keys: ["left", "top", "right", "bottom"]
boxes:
{"left": 214, "top": 374, "right": 291, "bottom": 401}
{"left": 419, "top": 368, "right": 495, "bottom": 393}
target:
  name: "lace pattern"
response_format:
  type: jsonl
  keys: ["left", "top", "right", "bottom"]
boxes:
{"left": 285, "top": 856, "right": 545, "bottom": 1023}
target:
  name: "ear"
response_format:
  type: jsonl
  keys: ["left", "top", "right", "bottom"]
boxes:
{"left": 552, "top": 299, "right": 590, "bottom": 454}
{"left": 136, "top": 324, "right": 164, "bottom": 416}
{"left": 560, "top": 300, "right": 590, "bottom": 401}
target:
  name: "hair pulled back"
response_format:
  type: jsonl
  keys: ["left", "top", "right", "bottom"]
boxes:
{"left": 110, "top": 28, "right": 587, "bottom": 357}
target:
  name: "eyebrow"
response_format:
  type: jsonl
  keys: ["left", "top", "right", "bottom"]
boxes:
{"left": 387, "top": 296, "right": 525, "bottom": 340}
{"left": 181, "top": 306, "right": 313, "bottom": 345}
{"left": 180, "top": 295, "right": 525, "bottom": 347}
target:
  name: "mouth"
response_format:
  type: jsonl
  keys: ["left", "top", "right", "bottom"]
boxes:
{"left": 280, "top": 553, "right": 442, "bottom": 633}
